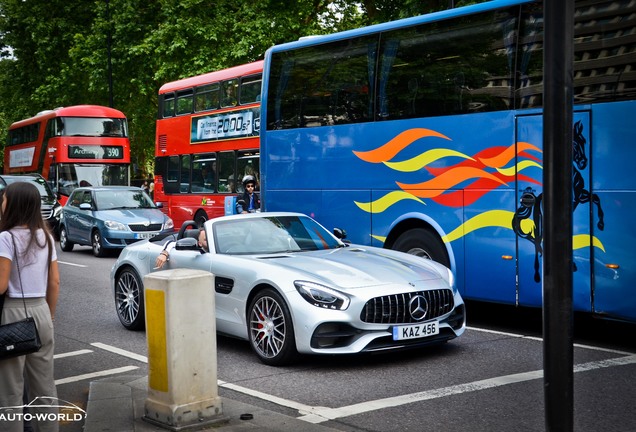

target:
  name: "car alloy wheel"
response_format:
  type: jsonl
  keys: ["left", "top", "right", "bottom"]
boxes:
{"left": 115, "top": 267, "right": 145, "bottom": 330}
{"left": 59, "top": 226, "right": 74, "bottom": 252}
{"left": 248, "top": 288, "right": 297, "bottom": 366}
{"left": 92, "top": 230, "right": 105, "bottom": 257}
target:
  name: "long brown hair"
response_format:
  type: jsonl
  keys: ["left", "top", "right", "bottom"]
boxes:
{"left": 0, "top": 181, "right": 53, "bottom": 261}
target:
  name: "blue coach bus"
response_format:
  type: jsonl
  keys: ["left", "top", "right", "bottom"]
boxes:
{"left": 260, "top": 0, "right": 636, "bottom": 323}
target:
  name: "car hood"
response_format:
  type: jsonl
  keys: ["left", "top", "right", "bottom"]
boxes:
{"left": 257, "top": 246, "right": 447, "bottom": 289}
{"left": 94, "top": 208, "right": 166, "bottom": 223}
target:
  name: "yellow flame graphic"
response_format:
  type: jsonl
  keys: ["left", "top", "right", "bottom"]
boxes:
{"left": 384, "top": 148, "right": 475, "bottom": 172}
{"left": 573, "top": 234, "right": 606, "bottom": 252}
{"left": 442, "top": 210, "right": 514, "bottom": 242}
{"left": 496, "top": 160, "right": 543, "bottom": 177}
{"left": 355, "top": 191, "right": 425, "bottom": 213}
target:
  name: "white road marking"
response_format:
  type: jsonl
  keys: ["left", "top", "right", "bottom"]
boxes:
{"left": 91, "top": 342, "right": 148, "bottom": 363}
{"left": 55, "top": 366, "right": 139, "bottom": 385}
{"left": 57, "top": 261, "right": 87, "bottom": 268}
{"left": 467, "top": 326, "right": 635, "bottom": 355}
{"left": 298, "top": 354, "right": 636, "bottom": 423}
{"left": 54, "top": 349, "right": 93, "bottom": 359}
{"left": 88, "top": 338, "right": 636, "bottom": 424}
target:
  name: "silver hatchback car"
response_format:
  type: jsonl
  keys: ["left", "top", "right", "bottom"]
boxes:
{"left": 59, "top": 186, "right": 174, "bottom": 257}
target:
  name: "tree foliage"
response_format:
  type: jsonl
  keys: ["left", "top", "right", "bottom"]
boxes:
{"left": 0, "top": 0, "right": 482, "bottom": 175}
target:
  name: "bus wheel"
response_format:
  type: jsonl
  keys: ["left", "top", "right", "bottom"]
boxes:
{"left": 92, "top": 229, "right": 106, "bottom": 258}
{"left": 393, "top": 228, "right": 450, "bottom": 267}
{"left": 194, "top": 210, "right": 208, "bottom": 227}
{"left": 59, "top": 226, "right": 74, "bottom": 252}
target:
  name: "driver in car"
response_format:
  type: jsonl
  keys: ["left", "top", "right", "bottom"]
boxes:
{"left": 154, "top": 228, "right": 208, "bottom": 269}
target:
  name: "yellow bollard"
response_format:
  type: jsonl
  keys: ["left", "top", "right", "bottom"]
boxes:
{"left": 142, "top": 269, "right": 226, "bottom": 430}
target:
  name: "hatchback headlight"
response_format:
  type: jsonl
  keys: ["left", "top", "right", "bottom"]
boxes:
{"left": 104, "top": 220, "right": 127, "bottom": 231}
{"left": 294, "top": 281, "right": 350, "bottom": 310}
{"left": 164, "top": 217, "right": 174, "bottom": 230}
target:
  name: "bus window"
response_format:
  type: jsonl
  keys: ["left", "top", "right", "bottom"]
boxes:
{"left": 237, "top": 150, "right": 260, "bottom": 192}
{"left": 195, "top": 83, "right": 220, "bottom": 112}
{"left": 176, "top": 90, "right": 194, "bottom": 115}
{"left": 240, "top": 75, "right": 262, "bottom": 105}
{"left": 163, "top": 94, "right": 176, "bottom": 118}
{"left": 218, "top": 151, "right": 236, "bottom": 192}
{"left": 180, "top": 154, "right": 191, "bottom": 192}
{"left": 192, "top": 153, "right": 216, "bottom": 193}
{"left": 221, "top": 79, "right": 238, "bottom": 107}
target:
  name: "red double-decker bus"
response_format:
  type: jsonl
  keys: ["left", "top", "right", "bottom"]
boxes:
{"left": 154, "top": 60, "right": 263, "bottom": 228}
{"left": 5, "top": 105, "right": 131, "bottom": 205}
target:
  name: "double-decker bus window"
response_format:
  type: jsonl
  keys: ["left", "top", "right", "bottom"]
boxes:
{"left": 237, "top": 150, "right": 260, "bottom": 192}
{"left": 163, "top": 94, "right": 176, "bottom": 118}
{"left": 267, "top": 35, "right": 376, "bottom": 130}
{"left": 192, "top": 153, "right": 216, "bottom": 192}
{"left": 165, "top": 155, "right": 180, "bottom": 193}
{"left": 195, "top": 83, "right": 220, "bottom": 112}
{"left": 180, "top": 154, "right": 191, "bottom": 192}
{"left": 177, "top": 90, "right": 194, "bottom": 115}
{"left": 378, "top": 10, "right": 514, "bottom": 119}
{"left": 218, "top": 151, "right": 236, "bottom": 192}
{"left": 221, "top": 79, "right": 238, "bottom": 107}
{"left": 240, "top": 76, "right": 262, "bottom": 105}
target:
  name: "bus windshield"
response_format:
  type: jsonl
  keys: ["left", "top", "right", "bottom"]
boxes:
{"left": 57, "top": 163, "right": 129, "bottom": 196}
{"left": 56, "top": 117, "right": 128, "bottom": 137}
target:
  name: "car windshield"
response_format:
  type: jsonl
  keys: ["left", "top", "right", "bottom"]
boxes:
{"left": 214, "top": 215, "right": 342, "bottom": 255}
{"left": 3, "top": 177, "right": 55, "bottom": 199}
{"left": 94, "top": 190, "right": 155, "bottom": 210}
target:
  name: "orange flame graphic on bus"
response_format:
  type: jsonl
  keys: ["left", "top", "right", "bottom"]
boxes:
{"left": 353, "top": 127, "right": 603, "bottom": 253}
{"left": 354, "top": 128, "right": 542, "bottom": 212}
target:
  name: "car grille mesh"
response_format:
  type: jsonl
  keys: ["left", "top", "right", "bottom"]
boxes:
{"left": 128, "top": 223, "right": 163, "bottom": 232}
{"left": 360, "top": 289, "right": 454, "bottom": 324}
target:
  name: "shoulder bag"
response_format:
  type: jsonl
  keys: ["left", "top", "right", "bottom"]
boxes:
{"left": 0, "top": 234, "right": 42, "bottom": 359}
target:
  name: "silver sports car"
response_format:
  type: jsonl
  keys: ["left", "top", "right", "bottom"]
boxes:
{"left": 111, "top": 212, "right": 466, "bottom": 365}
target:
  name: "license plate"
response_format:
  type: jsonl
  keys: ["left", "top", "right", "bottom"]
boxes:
{"left": 134, "top": 232, "right": 156, "bottom": 240}
{"left": 392, "top": 320, "right": 439, "bottom": 341}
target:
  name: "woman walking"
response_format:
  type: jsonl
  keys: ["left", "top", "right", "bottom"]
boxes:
{"left": 0, "top": 182, "right": 60, "bottom": 432}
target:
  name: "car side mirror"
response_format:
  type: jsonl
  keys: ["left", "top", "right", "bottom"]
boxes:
{"left": 175, "top": 237, "right": 203, "bottom": 252}
{"left": 333, "top": 227, "right": 351, "bottom": 244}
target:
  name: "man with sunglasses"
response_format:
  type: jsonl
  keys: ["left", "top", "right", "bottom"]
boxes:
{"left": 236, "top": 175, "right": 261, "bottom": 214}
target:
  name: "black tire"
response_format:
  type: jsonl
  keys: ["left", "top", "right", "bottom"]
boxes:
{"left": 194, "top": 210, "right": 208, "bottom": 228}
{"left": 59, "top": 226, "right": 74, "bottom": 252}
{"left": 248, "top": 288, "right": 297, "bottom": 366}
{"left": 114, "top": 267, "right": 145, "bottom": 330}
{"left": 91, "top": 229, "right": 106, "bottom": 257}
{"left": 393, "top": 228, "right": 450, "bottom": 267}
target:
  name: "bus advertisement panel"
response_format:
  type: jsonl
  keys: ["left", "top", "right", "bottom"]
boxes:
{"left": 154, "top": 61, "right": 262, "bottom": 229}
{"left": 6, "top": 105, "right": 131, "bottom": 205}
{"left": 260, "top": 0, "right": 636, "bottom": 322}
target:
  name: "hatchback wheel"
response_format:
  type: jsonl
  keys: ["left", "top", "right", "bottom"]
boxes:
{"left": 59, "top": 226, "right": 74, "bottom": 252}
{"left": 248, "top": 288, "right": 297, "bottom": 366}
{"left": 115, "top": 267, "right": 145, "bottom": 330}
{"left": 92, "top": 230, "right": 106, "bottom": 257}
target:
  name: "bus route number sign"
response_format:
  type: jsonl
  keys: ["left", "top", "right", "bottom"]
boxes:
{"left": 68, "top": 145, "right": 123, "bottom": 160}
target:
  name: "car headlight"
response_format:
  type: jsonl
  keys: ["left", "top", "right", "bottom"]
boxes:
{"left": 445, "top": 267, "right": 456, "bottom": 292}
{"left": 294, "top": 281, "right": 350, "bottom": 310}
{"left": 53, "top": 206, "right": 62, "bottom": 218}
{"left": 164, "top": 217, "right": 174, "bottom": 230}
{"left": 104, "top": 220, "right": 127, "bottom": 231}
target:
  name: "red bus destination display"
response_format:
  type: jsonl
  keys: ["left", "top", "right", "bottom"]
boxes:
{"left": 68, "top": 145, "right": 124, "bottom": 159}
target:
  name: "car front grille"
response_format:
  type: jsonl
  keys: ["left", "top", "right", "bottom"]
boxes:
{"left": 41, "top": 204, "right": 54, "bottom": 220}
{"left": 128, "top": 223, "right": 163, "bottom": 232}
{"left": 360, "top": 289, "right": 455, "bottom": 324}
